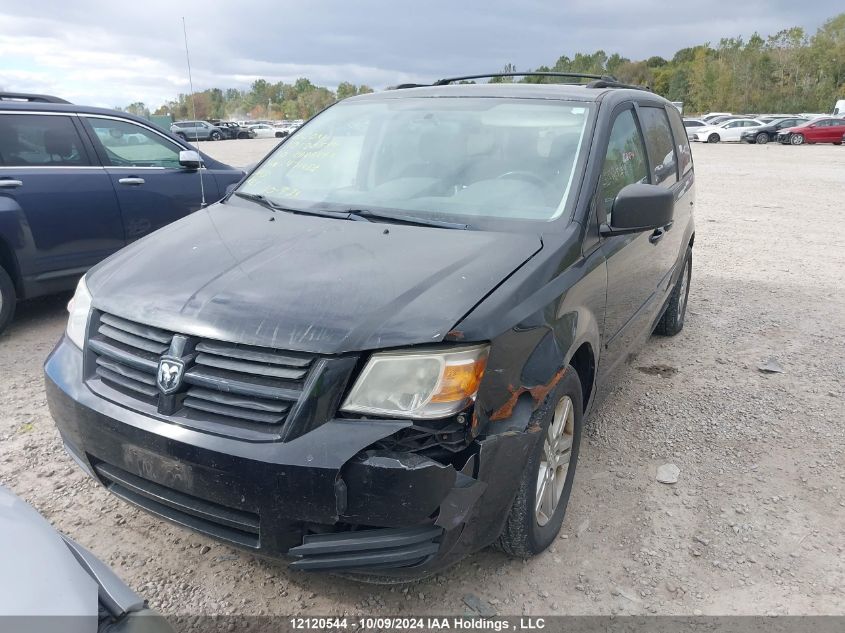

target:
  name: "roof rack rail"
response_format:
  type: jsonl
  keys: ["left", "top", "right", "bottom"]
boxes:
{"left": 386, "top": 83, "right": 431, "bottom": 90}
{"left": 433, "top": 72, "right": 617, "bottom": 85}
{"left": 0, "top": 92, "right": 71, "bottom": 104}
{"left": 586, "top": 78, "right": 651, "bottom": 91}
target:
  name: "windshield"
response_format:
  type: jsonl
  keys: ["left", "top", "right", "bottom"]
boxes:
{"left": 239, "top": 97, "right": 593, "bottom": 223}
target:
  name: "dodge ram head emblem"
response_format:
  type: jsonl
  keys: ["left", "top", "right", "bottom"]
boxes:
{"left": 156, "top": 358, "right": 185, "bottom": 394}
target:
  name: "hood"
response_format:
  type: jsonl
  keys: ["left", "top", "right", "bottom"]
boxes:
{"left": 87, "top": 200, "right": 543, "bottom": 354}
{"left": 0, "top": 486, "right": 97, "bottom": 623}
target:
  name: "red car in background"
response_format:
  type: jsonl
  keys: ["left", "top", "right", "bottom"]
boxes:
{"left": 777, "top": 118, "right": 845, "bottom": 145}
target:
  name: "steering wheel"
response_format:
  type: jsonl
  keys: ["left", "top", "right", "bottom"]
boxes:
{"left": 495, "top": 170, "right": 549, "bottom": 188}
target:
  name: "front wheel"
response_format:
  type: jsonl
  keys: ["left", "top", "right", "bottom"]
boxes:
{"left": 209, "top": 131, "right": 222, "bottom": 141}
{"left": 0, "top": 266, "right": 17, "bottom": 335}
{"left": 655, "top": 247, "right": 692, "bottom": 336}
{"left": 790, "top": 134, "right": 805, "bottom": 145}
{"left": 495, "top": 369, "right": 583, "bottom": 558}
{"left": 755, "top": 133, "right": 769, "bottom": 144}
{"left": 175, "top": 132, "right": 187, "bottom": 141}
{"left": 707, "top": 133, "right": 720, "bottom": 143}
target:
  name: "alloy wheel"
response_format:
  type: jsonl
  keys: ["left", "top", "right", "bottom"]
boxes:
{"left": 535, "top": 395, "right": 575, "bottom": 526}
{"left": 678, "top": 261, "right": 690, "bottom": 319}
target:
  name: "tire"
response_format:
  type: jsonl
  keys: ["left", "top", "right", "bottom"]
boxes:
{"left": 210, "top": 131, "right": 222, "bottom": 141}
{"left": 834, "top": 141, "right": 842, "bottom": 146}
{"left": 495, "top": 368, "right": 583, "bottom": 558}
{"left": 790, "top": 134, "right": 804, "bottom": 145}
{"left": 707, "top": 133, "right": 720, "bottom": 143}
{"left": 755, "top": 133, "right": 769, "bottom": 145}
{"left": 0, "top": 266, "right": 16, "bottom": 335}
{"left": 176, "top": 132, "right": 187, "bottom": 141}
{"left": 655, "top": 247, "right": 692, "bottom": 336}
{"left": 237, "top": 132, "right": 248, "bottom": 139}
{"left": 275, "top": 132, "right": 284, "bottom": 138}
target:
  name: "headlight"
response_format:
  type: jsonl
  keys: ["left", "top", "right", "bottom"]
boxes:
{"left": 341, "top": 345, "right": 489, "bottom": 419}
{"left": 66, "top": 277, "right": 92, "bottom": 349}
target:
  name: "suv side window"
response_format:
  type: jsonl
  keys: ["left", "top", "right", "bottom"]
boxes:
{"left": 666, "top": 106, "right": 693, "bottom": 176}
{"left": 598, "top": 108, "right": 648, "bottom": 225}
{"left": 0, "top": 114, "right": 90, "bottom": 167}
{"left": 638, "top": 106, "right": 678, "bottom": 187}
{"left": 85, "top": 117, "right": 183, "bottom": 168}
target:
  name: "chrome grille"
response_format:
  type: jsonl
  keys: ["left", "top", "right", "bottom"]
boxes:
{"left": 86, "top": 311, "right": 316, "bottom": 441}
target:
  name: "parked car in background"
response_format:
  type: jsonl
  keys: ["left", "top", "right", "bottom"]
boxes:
{"left": 0, "top": 485, "right": 173, "bottom": 632}
{"left": 216, "top": 121, "right": 256, "bottom": 139}
{"left": 757, "top": 114, "right": 796, "bottom": 124}
{"left": 777, "top": 118, "right": 845, "bottom": 145}
{"left": 691, "top": 118, "right": 766, "bottom": 143}
{"left": 249, "top": 123, "right": 289, "bottom": 138}
{"left": 704, "top": 114, "right": 756, "bottom": 126}
{"left": 46, "top": 75, "right": 695, "bottom": 580}
{"left": 682, "top": 118, "right": 708, "bottom": 138}
{"left": 740, "top": 117, "right": 808, "bottom": 144}
{"left": 701, "top": 112, "right": 733, "bottom": 122}
{"left": 170, "top": 120, "right": 225, "bottom": 141}
{"left": 833, "top": 100, "right": 845, "bottom": 116}
{"left": 0, "top": 93, "right": 244, "bottom": 333}
{"left": 272, "top": 122, "right": 298, "bottom": 137}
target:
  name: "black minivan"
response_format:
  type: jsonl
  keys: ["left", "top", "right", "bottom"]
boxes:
{"left": 45, "top": 74, "right": 695, "bottom": 579}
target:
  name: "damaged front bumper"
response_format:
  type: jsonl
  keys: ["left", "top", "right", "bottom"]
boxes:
{"left": 44, "top": 338, "right": 538, "bottom": 578}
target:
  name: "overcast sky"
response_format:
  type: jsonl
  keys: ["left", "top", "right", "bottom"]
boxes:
{"left": 0, "top": 1, "right": 840, "bottom": 108}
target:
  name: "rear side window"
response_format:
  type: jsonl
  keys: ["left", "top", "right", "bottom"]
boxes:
{"left": 0, "top": 114, "right": 89, "bottom": 167}
{"left": 666, "top": 107, "right": 693, "bottom": 176}
{"left": 638, "top": 106, "right": 678, "bottom": 187}
{"left": 598, "top": 108, "right": 648, "bottom": 224}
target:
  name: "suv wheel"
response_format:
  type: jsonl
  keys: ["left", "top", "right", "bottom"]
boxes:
{"left": 0, "top": 266, "right": 17, "bottom": 335}
{"left": 655, "top": 247, "right": 692, "bottom": 336}
{"left": 175, "top": 132, "right": 187, "bottom": 141}
{"left": 210, "top": 131, "right": 222, "bottom": 141}
{"left": 495, "top": 368, "right": 583, "bottom": 558}
{"left": 790, "top": 133, "right": 805, "bottom": 145}
{"left": 707, "top": 133, "right": 720, "bottom": 143}
{"left": 755, "top": 132, "right": 769, "bottom": 144}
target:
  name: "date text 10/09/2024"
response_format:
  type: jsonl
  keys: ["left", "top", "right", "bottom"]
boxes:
{"left": 290, "top": 617, "right": 547, "bottom": 630}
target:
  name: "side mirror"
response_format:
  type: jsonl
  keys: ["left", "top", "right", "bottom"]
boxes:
{"left": 179, "top": 150, "right": 202, "bottom": 170}
{"left": 600, "top": 183, "right": 674, "bottom": 236}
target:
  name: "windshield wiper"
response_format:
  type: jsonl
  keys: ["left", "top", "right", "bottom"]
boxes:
{"left": 343, "top": 208, "right": 469, "bottom": 230}
{"left": 233, "top": 192, "right": 348, "bottom": 219}
{"left": 233, "top": 191, "right": 283, "bottom": 211}
{"left": 234, "top": 194, "right": 468, "bottom": 229}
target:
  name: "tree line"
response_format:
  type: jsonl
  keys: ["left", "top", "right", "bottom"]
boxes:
{"left": 123, "top": 12, "right": 844, "bottom": 120}
{"left": 123, "top": 79, "right": 373, "bottom": 121}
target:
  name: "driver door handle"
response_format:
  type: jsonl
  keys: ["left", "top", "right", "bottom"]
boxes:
{"left": 0, "top": 179, "right": 23, "bottom": 188}
{"left": 118, "top": 177, "right": 145, "bottom": 186}
{"left": 649, "top": 229, "right": 665, "bottom": 244}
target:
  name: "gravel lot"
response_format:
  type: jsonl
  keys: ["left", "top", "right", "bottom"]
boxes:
{"left": 1, "top": 140, "right": 843, "bottom": 618}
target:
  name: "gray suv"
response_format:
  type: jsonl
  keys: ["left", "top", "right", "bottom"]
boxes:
{"left": 170, "top": 120, "right": 224, "bottom": 141}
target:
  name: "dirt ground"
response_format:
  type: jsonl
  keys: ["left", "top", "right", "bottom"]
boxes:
{"left": 1, "top": 140, "right": 843, "bottom": 618}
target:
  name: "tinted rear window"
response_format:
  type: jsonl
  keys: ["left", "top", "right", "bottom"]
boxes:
{"left": 638, "top": 106, "right": 677, "bottom": 187}
{"left": 0, "top": 114, "right": 90, "bottom": 167}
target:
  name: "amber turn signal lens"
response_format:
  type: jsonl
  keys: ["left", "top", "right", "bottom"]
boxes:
{"left": 430, "top": 355, "right": 488, "bottom": 404}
